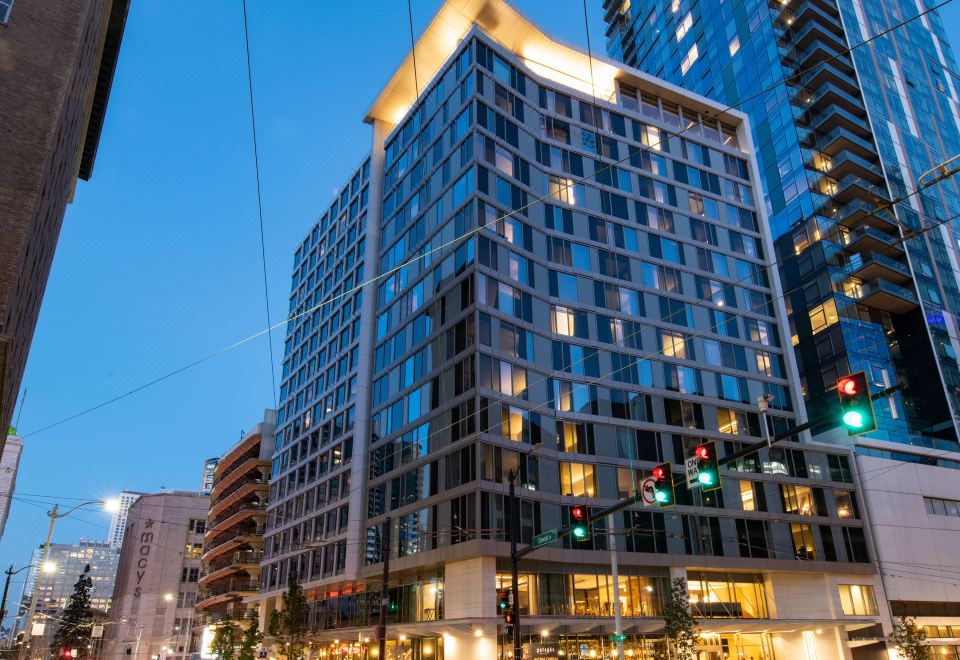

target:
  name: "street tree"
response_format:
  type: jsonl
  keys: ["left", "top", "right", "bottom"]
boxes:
{"left": 890, "top": 616, "right": 929, "bottom": 660}
{"left": 210, "top": 619, "right": 237, "bottom": 660}
{"left": 51, "top": 564, "right": 94, "bottom": 658}
{"left": 237, "top": 611, "right": 264, "bottom": 660}
{"left": 268, "top": 573, "right": 308, "bottom": 660}
{"left": 659, "top": 577, "right": 700, "bottom": 660}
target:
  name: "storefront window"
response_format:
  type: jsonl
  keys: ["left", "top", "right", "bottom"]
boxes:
{"left": 687, "top": 572, "right": 768, "bottom": 618}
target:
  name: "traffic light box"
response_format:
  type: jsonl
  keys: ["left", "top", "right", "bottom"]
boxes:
{"left": 570, "top": 505, "right": 590, "bottom": 541}
{"left": 837, "top": 372, "right": 876, "bottom": 436}
{"left": 651, "top": 463, "right": 675, "bottom": 507}
{"left": 694, "top": 441, "right": 721, "bottom": 492}
{"left": 499, "top": 588, "right": 511, "bottom": 615}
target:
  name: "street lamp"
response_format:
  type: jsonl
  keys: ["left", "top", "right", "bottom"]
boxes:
{"left": 19, "top": 499, "right": 119, "bottom": 660}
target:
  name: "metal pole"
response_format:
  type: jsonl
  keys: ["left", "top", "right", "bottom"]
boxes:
{"left": 377, "top": 516, "right": 391, "bottom": 660}
{"left": 133, "top": 624, "right": 143, "bottom": 659}
{"left": 508, "top": 471, "right": 521, "bottom": 660}
{"left": 1, "top": 566, "right": 13, "bottom": 624}
{"left": 20, "top": 504, "right": 57, "bottom": 660}
{"left": 607, "top": 516, "right": 624, "bottom": 659}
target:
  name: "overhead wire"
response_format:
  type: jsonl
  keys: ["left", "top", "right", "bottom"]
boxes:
{"left": 19, "top": 0, "right": 956, "bottom": 440}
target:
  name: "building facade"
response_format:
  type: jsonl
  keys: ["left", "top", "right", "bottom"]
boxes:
{"left": 103, "top": 492, "right": 208, "bottom": 660}
{"left": 256, "top": 1, "right": 899, "bottom": 658}
{"left": 0, "top": 0, "right": 130, "bottom": 442}
{"left": 195, "top": 411, "right": 276, "bottom": 647}
{"left": 603, "top": 0, "right": 960, "bottom": 653}
{"left": 107, "top": 491, "right": 144, "bottom": 549}
{"left": 200, "top": 457, "right": 220, "bottom": 497}
{"left": 23, "top": 540, "right": 120, "bottom": 655}
{"left": 0, "top": 434, "right": 23, "bottom": 539}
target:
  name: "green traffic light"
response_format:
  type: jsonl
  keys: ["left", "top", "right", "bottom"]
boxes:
{"left": 843, "top": 410, "right": 865, "bottom": 428}
{"left": 654, "top": 490, "right": 668, "bottom": 503}
{"left": 698, "top": 472, "right": 715, "bottom": 486}
{"left": 572, "top": 526, "right": 587, "bottom": 538}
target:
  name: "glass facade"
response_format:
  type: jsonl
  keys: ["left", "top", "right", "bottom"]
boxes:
{"left": 603, "top": 0, "right": 960, "bottom": 449}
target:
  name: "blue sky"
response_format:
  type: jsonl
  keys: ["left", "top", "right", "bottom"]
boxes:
{"left": 3, "top": 0, "right": 960, "bottom": 607}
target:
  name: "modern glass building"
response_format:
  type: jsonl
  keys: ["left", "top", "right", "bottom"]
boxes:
{"left": 253, "top": 1, "right": 905, "bottom": 658}
{"left": 604, "top": 0, "right": 960, "bottom": 653}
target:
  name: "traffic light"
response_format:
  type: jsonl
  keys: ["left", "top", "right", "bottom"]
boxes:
{"left": 570, "top": 505, "right": 590, "bottom": 541}
{"left": 499, "top": 589, "right": 511, "bottom": 614}
{"left": 837, "top": 372, "right": 876, "bottom": 436}
{"left": 651, "top": 463, "right": 675, "bottom": 507}
{"left": 694, "top": 441, "right": 721, "bottom": 492}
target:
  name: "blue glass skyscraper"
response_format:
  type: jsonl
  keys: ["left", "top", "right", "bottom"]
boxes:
{"left": 605, "top": 0, "right": 960, "bottom": 647}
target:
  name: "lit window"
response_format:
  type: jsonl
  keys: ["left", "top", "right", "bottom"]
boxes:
{"left": 729, "top": 36, "right": 740, "bottom": 56}
{"left": 671, "top": 0, "right": 681, "bottom": 12}
{"left": 560, "top": 462, "right": 597, "bottom": 497}
{"left": 675, "top": 13, "right": 693, "bottom": 41}
{"left": 659, "top": 330, "right": 689, "bottom": 359}
{"left": 740, "top": 481, "right": 756, "bottom": 511}
{"left": 808, "top": 299, "right": 838, "bottom": 334}
{"left": 551, "top": 306, "right": 576, "bottom": 336}
{"left": 548, "top": 175, "right": 579, "bottom": 205}
{"left": 680, "top": 43, "right": 699, "bottom": 75}
{"left": 838, "top": 584, "right": 878, "bottom": 615}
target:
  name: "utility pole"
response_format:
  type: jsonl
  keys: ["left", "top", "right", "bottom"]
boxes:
{"left": 19, "top": 504, "right": 57, "bottom": 660}
{"left": 607, "top": 517, "right": 624, "bottom": 659}
{"left": 1, "top": 566, "right": 14, "bottom": 623}
{"left": 508, "top": 470, "right": 522, "bottom": 660}
{"left": 377, "top": 516, "right": 391, "bottom": 660}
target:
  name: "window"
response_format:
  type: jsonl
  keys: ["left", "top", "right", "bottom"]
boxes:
{"left": 675, "top": 12, "right": 693, "bottom": 41}
{"left": 838, "top": 584, "right": 878, "bottom": 615}
{"left": 184, "top": 543, "right": 203, "bottom": 559}
{"left": 740, "top": 481, "right": 766, "bottom": 512}
{"left": 680, "top": 43, "right": 699, "bottom": 75}
{"left": 188, "top": 519, "right": 206, "bottom": 534}
{"left": 548, "top": 175, "right": 582, "bottom": 205}
{"left": 688, "top": 571, "right": 768, "bottom": 618}
{"left": 729, "top": 36, "right": 740, "bottom": 56}
{"left": 809, "top": 299, "right": 838, "bottom": 334}
{"left": 181, "top": 567, "right": 199, "bottom": 583}
{"left": 924, "top": 496, "right": 960, "bottom": 517}
{"left": 560, "top": 462, "right": 597, "bottom": 497}
{"left": 780, "top": 484, "right": 818, "bottom": 515}
{"left": 551, "top": 305, "right": 576, "bottom": 336}
{"left": 0, "top": 0, "right": 11, "bottom": 24}
{"left": 835, "top": 490, "right": 860, "bottom": 519}
{"left": 790, "top": 523, "right": 816, "bottom": 560}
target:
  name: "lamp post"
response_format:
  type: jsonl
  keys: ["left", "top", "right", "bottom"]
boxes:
{"left": 18, "top": 499, "right": 120, "bottom": 660}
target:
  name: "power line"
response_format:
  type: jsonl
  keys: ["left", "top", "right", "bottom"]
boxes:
{"left": 241, "top": 0, "right": 278, "bottom": 409}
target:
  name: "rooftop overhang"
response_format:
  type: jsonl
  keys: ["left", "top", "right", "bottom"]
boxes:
{"left": 364, "top": 0, "right": 747, "bottom": 131}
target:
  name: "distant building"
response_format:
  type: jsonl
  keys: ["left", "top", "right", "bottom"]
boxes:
{"left": 106, "top": 490, "right": 143, "bottom": 549}
{"left": 195, "top": 411, "right": 275, "bottom": 650}
{"left": 23, "top": 539, "right": 119, "bottom": 655}
{"left": 0, "top": 0, "right": 131, "bottom": 442}
{"left": 0, "top": 434, "right": 23, "bottom": 539}
{"left": 103, "top": 491, "right": 209, "bottom": 660}
{"left": 200, "top": 457, "right": 219, "bottom": 496}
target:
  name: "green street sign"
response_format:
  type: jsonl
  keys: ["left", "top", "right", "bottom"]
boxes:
{"left": 609, "top": 634, "right": 626, "bottom": 643}
{"left": 532, "top": 529, "right": 558, "bottom": 548}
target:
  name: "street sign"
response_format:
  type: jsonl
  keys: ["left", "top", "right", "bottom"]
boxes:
{"left": 609, "top": 634, "right": 626, "bottom": 643}
{"left": 685, "top": 455, "right": 701, "bottom": 488}
{"left": 91, "top": 625, "right": 104, "bottom": 638}
{"left": 532, "top": 529, "right": 558, "bottom": 548}
{"left": 639, "top": 477, "right": 657, "bottom": 506}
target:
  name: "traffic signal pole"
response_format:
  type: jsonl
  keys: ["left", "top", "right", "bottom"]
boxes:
{"left": 508, "top": 471, "right": 522, "bottom": 660}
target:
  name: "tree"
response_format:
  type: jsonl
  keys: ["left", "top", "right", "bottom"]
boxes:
{"left": 210, "top": 619, "right": 237, "bottom": 660}
{"left": 890, "top": 616, "right": 929, "bottom": 660}
{"left": 268, "top": 573, "right": 308, "bottom": 660}
{"left": 237, "top": 611, "right": 264, "bottom": 660}
{"left": 51, "top": 564, "right": 94, "bottom": 658}
{"left": 659, "top": 577, "right": 700, "bottom": 660}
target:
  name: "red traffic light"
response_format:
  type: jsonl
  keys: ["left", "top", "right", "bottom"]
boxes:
{"left": 695, "top": 444, "right": 712, "bottom": 460}
{"left": 838, "top": 378, "right": 859, "bottom": 396}
{"left": 571, "top": 505, "right": 586, "bottom": 521}
{"left": 652, "top": 466, "right": 667, "bottom": 481}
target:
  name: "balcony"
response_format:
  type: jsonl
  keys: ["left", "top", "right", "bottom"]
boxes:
{"left": 849, "top": 253, "right": 912, "bottom": 284}
{"left": 206, "top": 503, "right": 267, "bottom": 536}
{"left": 808, "top": 125, "right": 878, "bottom": 159}
{"left": 794, "top": 39, "right": 855, "bottom": 74}
{"left": 196, "top": 580, "right": 259, "bottom": 609}
{"left": 815, "top": 150, "right": 885, "bottom": 184}
{"left": 826, "top": 174, "right": 886, "bottom": 204}
{"left": 844, "top": 226, "right": 904, "bottom": 256}
{"left": 830, "top": 200, "right": 899, "bottom": 231}
{"left": 787, "top": 13, "right": 847, "bottom": 51}
{"left": 805, "top": 82, "right": 866, "bottom": 115}
{"left": 203, "top": 526, "right": 264, "bottom": 561}
{"left": 211, "top": 456, "right": 270, "bottom": 502}
{"left": 209, "top": 479, "right": 269, "bottom": 518}
{"left": 810, "top": 103, "right": 872, "bottom": 138}
{"left": 856, "top": 279, "right": 919, "bottom": 313}
{"left": 199, "top": 550, "right": 262, "bottom": 586}
{"left": 800, "top": 61, "right": 862, "bottom": 96}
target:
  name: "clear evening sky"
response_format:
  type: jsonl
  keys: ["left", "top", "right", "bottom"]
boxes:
{"left": 2, "top": 0, "right": 958, "bottom": 601}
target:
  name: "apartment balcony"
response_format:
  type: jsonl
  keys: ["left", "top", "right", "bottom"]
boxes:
{"left": 810, "top": 103, "right": 872, "bottom": 138}
{"left": 815, "top": 150, "right": 885, "bottom": 184}
{"left": 848, "top": 252, "right": 912, "bottom": 284}
{"left": 829, "top": 199, "right": 899, "bottom": 231}
{"left": 196, "top": 580, "right": 259, "bottom": 610}
{"left": 856, "top": 279, "right": 919, "bottom": 313}
{"left": 794, "top": 39, "right": 855, "bottom": 74}
{"left": 844, "top": 226, "right": 904, "bottom": 257}
{"left": 787, "top": 13, "right": 847, "bottom": 51}
{"left": 209, "top": 478, "right": 269, "bottom": 518}
{"left": 800, "top": 61, "right": 862, "bottom": 96}
{"left": 199, "top": 550, "right": 262, "bottom": 586}
{"left": 203, "top": 526, "right": 265, "bottom": 562}
{"left": 805, "top": 82, "right": 866, "bottom": 115}
{"left": 773, "top": 0, "right": 836, "bottom": 16}
{"left": 824, "top": 174, "right": 886, "bottom": 204}
{"left": 810, "top": 125, "right": 878, "bottom": 159}
{"left": 206, "top": 502, "right": 267, "bottom": 537}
